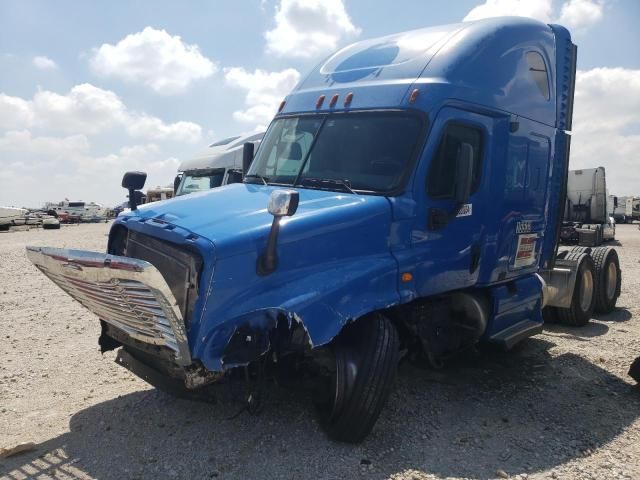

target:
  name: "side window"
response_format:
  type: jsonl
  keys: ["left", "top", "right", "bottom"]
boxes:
{"left": 226, "top": 170, "right": 244, "bottom": 184}
{"left": 427, "top": 123, "right": 483, "bottom": 199}
{"left": 526, "top": 51, "right": 550, "bottom": 100}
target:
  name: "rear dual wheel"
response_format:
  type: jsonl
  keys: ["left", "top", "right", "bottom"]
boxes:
{"left": 552, "top": 247, "right": 621, "bottom": 326}
{"left": 592, "top": 247, "right": 621, "bottom": 314}
{"left": 557, "top": 253, "right": 596, "bottom": 326}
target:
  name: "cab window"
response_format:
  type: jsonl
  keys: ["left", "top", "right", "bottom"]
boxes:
{"left": 427, "top": 123, "right": 483, "bottom": 199}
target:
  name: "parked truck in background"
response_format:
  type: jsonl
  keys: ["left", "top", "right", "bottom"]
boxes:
{"left": 625, "top": 197, "right": 640, "bottom": 223}
{"left": 174, "top": 132, "right": 264, "bottom": 196}
{"left": 560, "top": 167, "right": 616, "bottom": 246}
{"left": 613, "top": 196, "right": 628, "bottom": 224}
{"left": 27, "top": 17, "right": 623, "bottom": 442}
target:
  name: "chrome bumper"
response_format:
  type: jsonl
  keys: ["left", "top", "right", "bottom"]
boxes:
{"left": 26, "top": 246, "right": 192, "bottom": 366}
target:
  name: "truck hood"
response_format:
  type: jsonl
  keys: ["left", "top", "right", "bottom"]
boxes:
{"left": 123, "top": 183, "right": 392, "bottom": 259}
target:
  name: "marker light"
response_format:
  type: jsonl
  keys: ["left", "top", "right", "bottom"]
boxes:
{"left": 329, "top": 94, "right": 339, "bottom": 108}
{"left": 316, "top": 95, "right": 326, "bottom": 109}
{"left": 278, "top": 100, "right": 286, "bottom": 112}
{"left": 409, "top": 89, "right": 420, "bottom": 104}
{"left": 401, "top": 272, "right": 413, "bottom": 282}
{"left": 344, "top": 92, "right": 353, "bottom": 106}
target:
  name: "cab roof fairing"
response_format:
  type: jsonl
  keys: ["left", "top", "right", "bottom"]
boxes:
{"left": 280, "top": 17, "right": 560, "bottom": 129}
{"left": 178, "top": 132, "right": 265, "bottom": 172}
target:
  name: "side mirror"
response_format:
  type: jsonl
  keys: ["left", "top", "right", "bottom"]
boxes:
{"left": 121, "top": 171, "right": 147, "bottom": 211}
{"left": 454, "top": 143, "right": 474, "bottom": 205}
{"left": 242, "top": 142, "right": 255, "bottom": 177}
{"left": 173, "top": 173, "right": 183, "bottom": 194}
{"left": 122, "top": 171, "right": 147, "bottom": 190}
{"left": 258, "top": 189, "right": 300, "bottom": 275}
{"left": 268, "top": 189, "right": 299, "bottom": 217}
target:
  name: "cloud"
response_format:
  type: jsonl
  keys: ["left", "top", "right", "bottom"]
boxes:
{"left": 224, "top": 67, "right": 300, "bottom": 129}
{"left": 90, "top": 27, "right": 217, "bottom": 94}
{"left": 571, "top": 68, "right": 640, "bottom": 195}
{"left": 0, "top": 84, "right": 202, "bottom": 143}
{"left": 0, "top": 93, "right": 35, "bottom": 129}
{"left": 265, "top": 0, "right": 360, "bottom": 58}
{"left": 0, "top": 83, "right": 203, "bottom": 206}
{"left": 32, "top": 55, "right": 58, "bottom": 70}
{"left": 0, "top": 130, "right": 90, "bottom": 161}
{"left": 463, "top": 0, "right": 553, "bottom": 22}
{"left": 558, "top": 0, "right": 603, "bottom": 30}
{"left": 463, "top": 0, "right": 604, "bottom": 30}
{"left": 32, "top": 83, "right": 127, "bottom": 134}
{"left": 127, "top": 115, "right": 202, "bottom": 143}
{"left": 0, "top": 130, "right": 182, "bottom": 207}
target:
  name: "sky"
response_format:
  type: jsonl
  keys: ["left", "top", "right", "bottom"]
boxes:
{"left": 0, "top": 0, "right": 639, "bottom": 208}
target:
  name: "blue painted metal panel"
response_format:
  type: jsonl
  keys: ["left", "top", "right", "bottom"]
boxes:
{"left": 283, "top": 17, "right": 558, "bottom": 128}
{"left": 116, "top": 184, "right": 400, "bottom": 370}
{"left": 483, "top": 274, "right": 544, "bottom": 338}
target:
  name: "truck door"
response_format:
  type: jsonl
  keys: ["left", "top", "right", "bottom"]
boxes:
{"left": 411, "top": 107, "right": 499, "bottom": 297}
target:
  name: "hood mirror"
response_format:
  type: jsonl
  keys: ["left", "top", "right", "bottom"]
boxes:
{"left": 258, "top": 189, "right": 300, "bottom": 275}
{"left": 268, "top": 189, "right": 299, "bottom": 217}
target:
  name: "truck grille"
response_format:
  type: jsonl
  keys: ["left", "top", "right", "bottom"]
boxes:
{"left": 26, "top": 247, "right": 192, "bottom": 366}
{"left": 125, "top": 231, "right": 202, "bottom": 327}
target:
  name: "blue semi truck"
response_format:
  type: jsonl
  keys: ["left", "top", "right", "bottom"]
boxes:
{"left": 27, "top": 17, "right": 623, "bottom": 442}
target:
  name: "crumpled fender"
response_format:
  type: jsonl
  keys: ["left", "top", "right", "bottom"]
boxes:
{"left": 192, "top": 252, "right": 401, "bottom": 371}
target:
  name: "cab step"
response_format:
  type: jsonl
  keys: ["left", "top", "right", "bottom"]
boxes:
{"left": 489, "top": 320, "right": 543, "bottom": 350}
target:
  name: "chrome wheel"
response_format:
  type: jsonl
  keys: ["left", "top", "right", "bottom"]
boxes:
{"left": 606, "top": 261, "right": 617, "bottom": 300}
{"left": 579, "top": 267, "right": 594, "bottom": 312}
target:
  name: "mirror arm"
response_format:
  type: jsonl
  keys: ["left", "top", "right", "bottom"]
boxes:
{"left": 257, "top": 217, "right": 280, "bottom": 275}
{"left": 129, "top": 188, "right": 138, "bottom": 211}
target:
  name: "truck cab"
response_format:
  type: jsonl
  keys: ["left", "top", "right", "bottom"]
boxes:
{"left": 175, "top": 132, "right": 264, "bottom": 196}
{"left": 27, "top": 17, "right": 622, "bottom": 443}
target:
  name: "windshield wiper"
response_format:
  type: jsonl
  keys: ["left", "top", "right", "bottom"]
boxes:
{"left": 300, "top": 178, "right": 358, "bottom": 195}
{"left": 244, "top": 174, "right": 269, "bottom": 185}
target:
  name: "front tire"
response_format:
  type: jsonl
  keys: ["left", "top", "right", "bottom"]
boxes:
{"left": 557, "top": 254, "right": 596, "bottom": 326}
{"left": 317, "top": 313, "right": 399, "bottom": 443}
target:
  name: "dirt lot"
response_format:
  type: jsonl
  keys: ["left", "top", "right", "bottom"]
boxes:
{"left": 1, "top": 222, "right": 639, "bottom": 480}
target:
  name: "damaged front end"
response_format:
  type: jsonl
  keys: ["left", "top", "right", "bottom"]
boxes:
{"left": 26, "top": 245, "right": 314, "bottom": 396}
{"left": 26, "top": 246, "right": 226, "bottom": 390}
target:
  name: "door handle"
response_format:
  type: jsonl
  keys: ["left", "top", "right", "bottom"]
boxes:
{"left": 469, "top": 244, "right": 481, "bottom": 273}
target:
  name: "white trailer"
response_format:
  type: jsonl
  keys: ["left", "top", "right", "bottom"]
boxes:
{"left": 561, "top": 167, "right": 615, "bottom": 246}
{"left": 625, "top": 197, "right": 640, "bottom": 223}
{"left": 175, "top": 132, "right": 264, "bottom": 196}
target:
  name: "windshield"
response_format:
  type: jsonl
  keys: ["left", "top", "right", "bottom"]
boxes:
{"left": 177, "top": 169, "right": 225, "bottom": 196}
{"left": 246, "top": 111, "right": 424, "bottom": 194}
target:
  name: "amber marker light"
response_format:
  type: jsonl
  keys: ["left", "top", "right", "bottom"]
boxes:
{"left": 316, "top": 95, "right": 326, "bottom": 108}
{"left": 401, "top": 272, "right": 413, "bottom": 282}
{"left": 409, "top": 88, "right": 420, "bottom": 103}
{"left": 278, "top": 100, "right": 286, "bottom": 112}
{"left": 329, "top": 94, "right": 339, "bottom": 107}
{"left": 344, "top": 92, "right": 353, "bottom": 106}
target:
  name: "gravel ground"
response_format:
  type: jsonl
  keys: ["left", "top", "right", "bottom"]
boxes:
{"left": 1, "top": 222, "right": 639, "bottom": 480}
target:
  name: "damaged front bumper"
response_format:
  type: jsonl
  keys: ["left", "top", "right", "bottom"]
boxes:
{"left": 26, "top": 246, "right": 193, "bottom": 366}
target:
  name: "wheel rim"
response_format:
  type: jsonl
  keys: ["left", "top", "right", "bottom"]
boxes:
{"left": 606, "top": 260, "right": 618, "bottom": 300}
{"left": 579, "top": 267, "right": 594, "bottom": 312}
